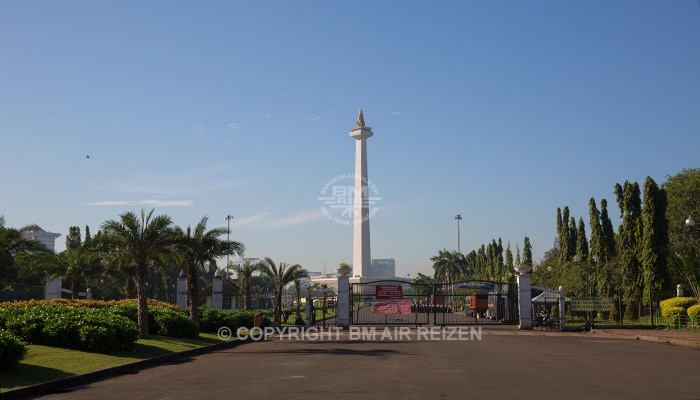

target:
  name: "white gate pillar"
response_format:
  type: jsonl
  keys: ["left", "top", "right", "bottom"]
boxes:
{"left": 558, "top": 286, "right": 566, "bottom": 329}
{"left": 176, "top": 270, "right": 188, "bottom": 308}
{"left": 45, "top": 278, "right": 62, "bottom": 301}
{"left": 305, "top": 290, "right": 313, "bottom": 328}
{"left": 514, "top": 265, "right": 533, "bottom": 330}
{"left": 212, "top": 270, "right": 223, "bottom": 310}
{"left": 336, "top": 268, "right": 351, "bottom": 329}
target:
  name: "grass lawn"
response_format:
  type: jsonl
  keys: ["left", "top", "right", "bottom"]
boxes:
{"left": 1, "top": 333, "right": 223, "bottom": 392}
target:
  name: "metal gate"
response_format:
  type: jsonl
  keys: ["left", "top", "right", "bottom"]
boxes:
{"left": 350, "top": 280, "right": 431, "bottom": 325}
{"left": 432, "top": 281, "right": 519, "bottom": 326}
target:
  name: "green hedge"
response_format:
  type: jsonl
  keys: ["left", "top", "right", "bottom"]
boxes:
{"left": 659, "top": 297, "right": 698, "bottom": 311}
{"left": 108, "top": 303, "right": 199, "bottom": 339}
{"left": 199, "top": 308, "right": 272, "bottom": 333}
{"left": 0, "top": 328, "right": 27, "bottom": 370}
{"left": 687, "top": 305, "right": 700, "bottom": 318}
{"left": 659, "top": 297, "right": 698, "bottom": 326}
{"left": 0, "top": 305, "right": 138, "bottom": 353}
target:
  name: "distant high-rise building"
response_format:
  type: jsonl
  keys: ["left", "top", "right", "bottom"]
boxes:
{"left": 21, "top": 225, "right": 61, "bottom": 252}
{"left": 370, "top": 258, "right": 396, "bottom": 278}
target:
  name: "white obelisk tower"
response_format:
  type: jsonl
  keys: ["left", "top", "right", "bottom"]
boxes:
{"left": 349, "top": 109, "right": 373, "bottom": 278}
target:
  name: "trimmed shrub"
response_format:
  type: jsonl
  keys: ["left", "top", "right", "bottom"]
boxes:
{"left": 659, "top": 297, "right": 698, "bottom": 311}
{"left": 108, "top": 303, "right": 198, "bottom": 339}
{"left": 150, "top": 307, "right": 199, "bottom": 339}
{"left": 0, "top": 305, "right": 45, "bottom": 343}
{"left": 199, "top": 307, "right": 227, "bottom": 333}
{"left": 0, "top": 304, "right": 138, "bottom": 352}
{"left": 199, "top": 308, "right": 271, "bottom": 333}
{"left": 687, "top": 305, "right": 700, "bottom": 318}
{"left": 662, "top": 306, "right": 686, "bottom": 326}
{"left": 79, "top": 311, "right": 139, "bottom": 352}
{"left": 0, "top": 328, "right": 27, "bottom": 370}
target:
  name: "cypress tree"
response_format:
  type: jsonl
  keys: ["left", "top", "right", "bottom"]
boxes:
{"left": 641, "top": 176, "right": 668, "bottom": 302}
{"left": 522, "top": 236, "right": 533, "bottom": 267}
{"left": 616, "top": 181, "right": 643, "bottom": 301}
{"left": 558, "top": 207, "right": 571, "bottom": 265}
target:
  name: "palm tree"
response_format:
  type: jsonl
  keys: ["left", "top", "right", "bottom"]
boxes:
{"left": 233, "top": 261, "right": 262, "bottom": 310}
{"left": 0, "top": 216, "right": 51, "bottom": 282}
{"left": 292, "top": 274, "right": 311, "bottom": 324}
{"left": 258, "top": 257, "right": 308, "bottom": 323}
{"left": 98, "top": 209, "right": 176, "bottom": 338}
{"left": 173, "top": 216, "right": 244, "bottom": 324}
{"left": 431, "top": 249, "right": 463, "bottom": 286}
{"left": 62, "top": 246, "right": 101, "bottom": 299}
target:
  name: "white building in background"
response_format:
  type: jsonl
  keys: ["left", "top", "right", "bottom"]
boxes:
{"left": 310, "top": 258, "right": 402, "bottom": 289}
{"left": 22, "top": 225, "right": 61, "bottom": 252}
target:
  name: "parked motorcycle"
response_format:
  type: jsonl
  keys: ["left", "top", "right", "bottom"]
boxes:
{"left": 534, "top": 311, "right": 554, "bottom": 329}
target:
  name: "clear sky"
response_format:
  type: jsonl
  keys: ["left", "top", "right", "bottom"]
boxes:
{"left": 2, "top": 1, "right": 699, "bottom": 279}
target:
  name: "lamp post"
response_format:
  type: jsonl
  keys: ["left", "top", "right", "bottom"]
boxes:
{"left": 225, "top": 215, "right": 234, "bottom": 275}
{"left": 455, "top": 214, "right": 462, "bottom": 254}
{"left": 686, "top": 215, "right": 697, "bottom": 235}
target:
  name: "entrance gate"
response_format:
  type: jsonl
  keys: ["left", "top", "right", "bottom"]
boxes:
{"left": 433, "top": 281, "right": 519, "bottom": 326}
{"left": 350, "top": 279, "right": 518, "bottom": 326}
{"left": 350, "top": 280, "right": 430, "bottom": 325}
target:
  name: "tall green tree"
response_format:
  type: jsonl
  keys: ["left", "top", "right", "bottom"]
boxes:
{"left": 662, "top": 167, "right": 700, "bottom": 298}
{"left": 60, "top": 226, "right": 102, "bottom": 299}
{"left": 575, "top": 218, "right": 590, "bottom": 295}
{"left": 568, "top": 216, "right": 578, "bottom": 260}
{"left": 640, "top": 177, "right": 668, "bottom": 302}
{"left": 65, "top": 226, "right": 82, "bottom": 250}
{"left": 98, "top": 209, "right": 176, "bottom": 338}
{"left": 575, "top": 218, "right": 589, "bottom": 263}
{"left": 589, "top": 198, "right": 605, "bottom": 295}
{"left": 615, "top": 181, "right": 643, "bottom": 300}
{"left": 258, "top": 257, "right": 308, "bottom": 323}
{"left": 599, "top": 198, "right": 618, "bottom": 295}
{"left": 600, "top": 199, "right": 617, "bottom": 261}
{"left": 505, "top": 243, "right": 514, "bottom": 271}
{"left": 233, "top": 260, "right": 262, "bottom": 310}
{"left": 522, "top": 236, "right": 533, "bottom": 267}
{"left": 557, "top": 207, "right": 570, "bottom": 265}
{"left": 462, "top": 250, "right": 478, "bottom": 280}
{"left": 174, "top": 216, "right": 245, "bottom": 324}
{"left": 431, "top": 249, "right": 462, "bottom": 284}
{"left": 0, "top": 217, "right": 50, "bottom": 283}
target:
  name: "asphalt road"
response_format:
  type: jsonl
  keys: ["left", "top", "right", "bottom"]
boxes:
{"left": 35, "top": 328, "right": 700, "bottom": 400}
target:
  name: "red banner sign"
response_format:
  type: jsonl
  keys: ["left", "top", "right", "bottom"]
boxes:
{"left": 375, "top": 285, "right": 403, "bottom": 300}
{"left": 372, "top": 300, "right": 411, "bottom": 315}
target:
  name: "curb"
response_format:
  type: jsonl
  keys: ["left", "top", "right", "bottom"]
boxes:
{"left": 627, "top": 334, "right": 700, "bottom": 349}
{"left": 595, "top": 329, "right": 700, "bottom": 350}
{"left": 1, "top": 338, "right": 251, "bottom": 400}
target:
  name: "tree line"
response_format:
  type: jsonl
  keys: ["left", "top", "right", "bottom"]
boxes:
{"left": 425, "top": 168, "right": 700, "bottom": 304}
{"left": 0, "top": 209, "right": 309, "bottom": 338}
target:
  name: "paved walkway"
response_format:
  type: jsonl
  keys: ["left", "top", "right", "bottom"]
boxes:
{"left": 3, "top": 325, "right": 698, "bottom": 400}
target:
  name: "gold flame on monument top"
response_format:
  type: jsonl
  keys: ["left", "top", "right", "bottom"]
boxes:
{"left": 356, "top": 109, "right": 365, "bottom": 128}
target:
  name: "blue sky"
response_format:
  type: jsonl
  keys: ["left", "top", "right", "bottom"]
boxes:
{"left": 2, "top": 1, "right": 699, "bottom": 278}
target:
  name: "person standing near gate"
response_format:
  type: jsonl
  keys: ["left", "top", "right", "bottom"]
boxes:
{"left": 584, "top": 317, "right": 592, "bottom": 332}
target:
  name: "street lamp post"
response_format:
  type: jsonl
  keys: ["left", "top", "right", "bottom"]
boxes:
{"left": 455, "top": 214, "right": 462, "bottom": 254}
{"left": 686, "top": 215, "right": 697, "bottom": 235}
{"left": 225, "top": 215, "right": 234, "bottom": 275}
